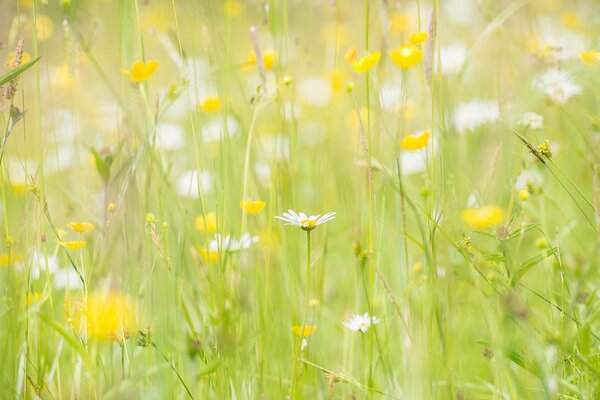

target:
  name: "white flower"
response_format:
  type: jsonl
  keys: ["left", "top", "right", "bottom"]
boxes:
{"left": 453, "top": 99, "right": 500, "bottom": 134}
{"left": 201, "top": 116, "right": 239, "bottom": 143}
{"left": 208, "top": 233, "right": 258, "bottom": 253}
{"left": 438, "top": 43, "right": 467, "bottom": 74}
{"left": 175, "top": 169, "right": 213, "bottom": 198}
{"left": 535, "top": 69, "right": 581, "bottom": 104}
{"left": 517, "top": 112, "right": 543, "bottom": 130}
{"left": 155, "top": 123, "right": 186, "bottom": 150}
{"left": 275, "top": 210, "right": 336, "bottom": 231}
{"left": 343, "top": 312, "right": 381, "bottom": 333}
{"left": 297, "top": 76, "right": 332, "bottom": 107}
{"left": 54, "top": 267, "right": 82, "bottom": 290}
{"left": 25, "top": 250, "right": 59, "bottom": 279}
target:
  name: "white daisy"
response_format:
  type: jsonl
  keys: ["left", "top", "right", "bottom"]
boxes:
{"left": 208, "top": 233, "right": 259, "bottom": 253}
{"left": 453, "top": 99, "right": 500, "bottom": 134}
{"left": 517, "top": 112, "right": 543, "bottom": 130}
{"left": 343, "top": 312, "right": 381, "bottom": 333}
{"left": 535, "top": 69, "right": 581, "bottom": 104}
{"left": 275, "top": 210, "right": 336, "bottom": 231}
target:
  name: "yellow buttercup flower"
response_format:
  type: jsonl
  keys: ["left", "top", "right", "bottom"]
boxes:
{"left": 194, "top": 212, "right": 218, "bottom": 233}
{"left": 59, "top": 241, "right": 87, "bottom": 250}
{"left": 579, "top": 51, "right": 600, "bottom": 66}
{"left": 199, "top": 96, "right": 222, "bottom": 113}
{"left": 240, "top": 200, "right": 266, "bottom": 215}
{"left": 291, "top": 325, "right": 317, "bottom": 338}
{"left": 5, "top": 51, "right": 32, "bottom": 67}
{"left": 0, "top": 253, "right": 21, "bottom": 266}
{"left": 518, "top": 188, "right": 530, "bottom": 201}
{"left": 27, "top": 15, "right": 55, "bottom": 40}
{"left": 75, "top": 291, "right": 136, "bottom": 341}
{"left": 401, "top": 131, "right": 430, "bottom": 151}
{"left": 247, "top": 49, "right": 276, "bottom": 70}
{"left": 196, "top": 246, "right": 218, "bottom": 263}
{"left": 351, "top": 51, "right": 381, "bottom": 73}
{"left": 409, "top": 31, "right": 429, "bottom": 45}
{"left": 67, "top": 222, "right": 95, "bottom": 233}
{"left": 461, "top": 206, "right": 504, "bottom": 229}
{"left": 121, "top": 60, "right": 159, "bottom": 82}
{"left": 390, "top": 45, "right": 423, "bottom": 69}
{"left": 389, "top": 12, "right": 410, "bottom": 34}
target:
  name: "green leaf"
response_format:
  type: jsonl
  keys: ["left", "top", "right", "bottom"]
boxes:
{"left": 90, "top": 148, "right": 111, "bottom": 183}
{"left": 482, "top": 253, "right": 504, "bottom": 263}
{"left": 507, "top": 223, "right": 539, "bottom": 241}
{"left": 0, "top": 57, "right": 41, "bottom": 86}
{"left": 39, "top": 314, "right": 93, "bottom": 368}
{"left": 512, "top": 247, "right": 558, "bottom": 284}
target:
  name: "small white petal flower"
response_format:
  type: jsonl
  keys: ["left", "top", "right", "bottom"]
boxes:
{"left": 275, "top": 209, "right": 336, "bottom": 231}
{"left": 517, "top": 112, "right": 543, "bottom": 130}
{"left": 535, "top": 69, "right": 581, "bottom": 104}
{"left": 208, "top": 233, "right": 259, "bottom": 253}
{"left": 343, "top": 312, "right": 381, "bottom": 333}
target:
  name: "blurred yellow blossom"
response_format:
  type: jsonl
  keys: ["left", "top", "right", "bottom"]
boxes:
{"left": 121, "top": 60, "right": 158, "bottom": 82}
{"left": 199, "top": 96, "right": 222, "bottom": 113}
{"left": 560, "top": 11, "right": 581, "bottom": 30}
{"left": 194, "top": 212, "right": 218, "bottom": 233}
{"left": 579, "top": 51, "right": 600, "bottom": 66}
{"left": 240, "top": 200, "right": 266, "bottom": 215}
{"left": 351, "top": 51, "right": 381, "bottom": 73}
{"left": 462, "top": 206, "right": 504, "bottom": 229}
{"left": 59, "top": 241, "right": 87, "bottom": 250}
{"left": 197, "top": 246, "right": 218, "bottom": 263}
{"left": 67, "top": 222, "right": 95, "bottom": 233}
{"left": 247, "top": 49, "right": 276, "bottom": 70}
{"left": 75, "top": 291, "right": 136, "bottom": 341}
{"left": 401, "top": 131, "right": 430, "bottom": 151}
{"left": 518, "top": 188, "right": 530, "bottom": 201}
{"left": 27, "top": 15, "right": 54, "bottom": 40}
{"left": 409, "top": 32, "right": 428, "bottom": 45}
{"left": 389, "top": 12, "right": 410, "bottom": 34}
{"left": 390, "top": 45, "right": 423, "bottom": 69}
{"left": 5, "top": 51, "right": 31, "bottom": 67}
{"left": 292, "top": 325, "right": 317, "bottom": 337}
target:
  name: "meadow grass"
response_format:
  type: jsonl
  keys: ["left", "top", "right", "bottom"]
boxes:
{"left": 1, "top": 0, "right": 600, "bottom": 398}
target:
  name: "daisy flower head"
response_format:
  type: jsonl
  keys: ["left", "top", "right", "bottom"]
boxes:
{"left": 275, "top": 210, "right": 336, "bottom": 232}
{"left": 535, "top": 68, "right": 581, "bottom": 104}
{"left": 343, "top": 312, "right": 381, "bottom": 333}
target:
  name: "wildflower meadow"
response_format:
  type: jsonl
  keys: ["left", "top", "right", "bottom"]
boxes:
{"left": 2, "top": 0, "right": 600, "bottom": 398}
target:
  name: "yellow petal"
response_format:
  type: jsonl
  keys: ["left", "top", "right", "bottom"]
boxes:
{"left": 351, "top": 51, "right": 381, "bottom": 73}
{"left": 240, "top": 200, "right": 266, "bottom": 215}
{"left": 390, "top": 46, "right": 423, "bottom": 69}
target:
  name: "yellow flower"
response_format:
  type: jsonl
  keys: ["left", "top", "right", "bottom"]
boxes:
{"left": 27, "top": 293, "right": 41, "bottom": 305}
{"left": 344, "top": 46, "right": 358, "bottom": 64}
{"left": 199, "top": 96, "right": 221, "bottom": 113}
{"left": 330, "top": 69, "right": 346, "bottom": 93}
{"left": 194, "top": 212, "right": 218, "bottom": 233}
{"left": 240, "top": 200, "right": 266, "bottom": 215}
{"left": 390, "top": 45, "right": 423, "bottom": 69}
{"left": 59, "top": 241, "right": 87, "bottom": 250}
{"left": 351, "top": 51, "right": 381, "bottom": 73}
{"left": 67, "top": 222, "right": 95, "bottom": 233}
{"left": 5, "top": 51, "right": 32, "bottom": 67}
{"left": 579, "top": 51, "right": 600, "bottom": 66}
{"left": 409, "top": 31, "right": 429, "bottom": 45}
{"left": 389, "top": 12, "right": 410, "bottom": 34}
{"left": 518, "top": 188, "right": 530, "bottom": 201}
{"left": 121, "top": 60, "right": 159, "bottom": 82}
{"left": 196, "top": 246, "right": 218, "bottom": 263}
{"left": 0, "top": 253, "right": 21, "bottom": 266}
{"left": 75, "top": 291, "right": 136, "bottom": 341}
{"left": 291, "top": 325, "right": 317, "bottom": 338}
{"left": 461, "top": 206, "right": 504, "bottom": 229}
{"left": 247, "top": 49, "right": 276, "bottom": 70}
{"left": 560, "top": 11, "right": 581, "bottom": 30}
{"left": 27, "top": 15, "right": 55, "bottom": 40}
{"left": 401, "top": 131, "right": 430, "bottom": 151}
